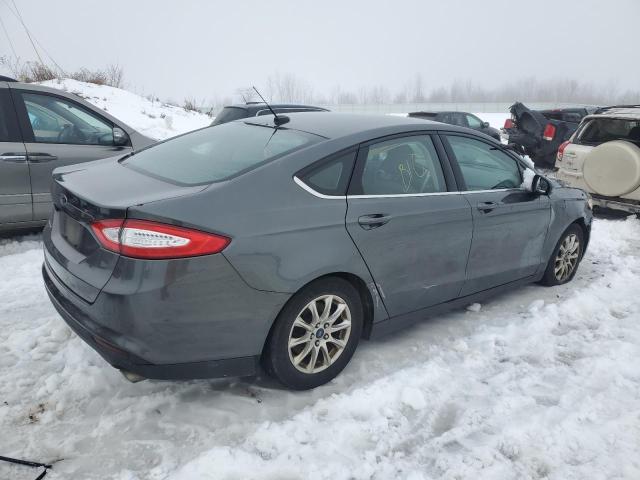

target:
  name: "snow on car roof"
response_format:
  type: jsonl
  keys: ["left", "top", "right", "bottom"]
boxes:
{"left": 587, "top": 106, "right": 640, "bottom": 120}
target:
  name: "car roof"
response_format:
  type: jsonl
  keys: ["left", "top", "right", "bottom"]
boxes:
{"left": 225, "top": 103, "right": 328, "bottom": 112}
{"left": 245, "top": 112, "right": 458, "bottom": 139}
{"left": 409, "top": 111, "right": 470, "bottom": 116}
{"left": 584, "top": 106, "right": 640, "bottom": 121}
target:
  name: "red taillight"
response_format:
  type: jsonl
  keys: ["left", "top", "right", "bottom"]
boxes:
{"left": 557, "top": 140, "right": 570, "bottom": 162}
{"left": 91, "top": 219, "right": 230, "bottom": 259}
{"left": 542, "top": 123, "right": 556, "bottom": 141}
{"left": 504, "top": 118, "right": 514, "bottom": 129}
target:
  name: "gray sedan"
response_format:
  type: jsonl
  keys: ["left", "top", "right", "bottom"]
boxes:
{"left": 42, "top": 112, "right": 592, "bottom": 389}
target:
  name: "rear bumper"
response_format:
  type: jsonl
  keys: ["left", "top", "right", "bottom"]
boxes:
{"left": 555, "top": 169, "right": 640, "bottom": 214}
{"left": 590, "top": 195, "right": 640, "bottom": 214}
{"left": 42, "top": 250, "right": 290, "bottom": 380}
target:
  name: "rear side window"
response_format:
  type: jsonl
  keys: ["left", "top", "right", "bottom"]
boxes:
{"left": 0, "top": 90, "right": 22, "bottom": 142}
{"left": 445, "top": 135, "right": 522, "bottom": 191}
{"left": 298, "top": 150, "right": 356, "bottom": 195}
{"left": 577, "top": 118, "right": 640, "bottom": 145}
{"left": 125, "top": 122, "right": 322, "bottom": 185}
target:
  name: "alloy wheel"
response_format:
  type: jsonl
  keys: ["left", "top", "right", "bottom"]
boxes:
{"left": 287, "top": 294, "right": 352, "bottom": 374}
{"left": 554, "top": 233, "right": 580, "bottom": 281}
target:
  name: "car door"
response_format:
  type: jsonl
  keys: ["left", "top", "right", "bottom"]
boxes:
{"left": 345, "top": 133, "right": 473, "bottom": 318}
{"left": 11, "top": 89, "right": 133, "bottom": 220}
{"left": 441, "top": 133, "right": 551, "bottom": 296}
{"left": 0, "top": 84, "right": 31, "bottom": 224}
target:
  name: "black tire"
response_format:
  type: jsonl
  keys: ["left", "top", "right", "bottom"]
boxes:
{"left": 262, "top": 277, "right": 363, "bottom": 390}
{"left": 539, "top": 224, "right": 584, "bottom": 286}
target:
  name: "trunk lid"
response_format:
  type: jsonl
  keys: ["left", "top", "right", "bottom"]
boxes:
{"left": 44, "top": 157, "right": 205, "bottom": 303}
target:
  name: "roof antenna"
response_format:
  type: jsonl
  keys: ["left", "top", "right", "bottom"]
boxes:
{"left": 252, "top": 86, "right": 289, "bottom": 126}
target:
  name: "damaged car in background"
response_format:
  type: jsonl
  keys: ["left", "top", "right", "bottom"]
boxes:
{"left": 503, "top": 102, "right": 597, "bottom": 168}
{"left": 408, "top": 111, "right": 501, "bottom": 140}
{"left": 555, "top": 105, "right": 640, "bottom": 215}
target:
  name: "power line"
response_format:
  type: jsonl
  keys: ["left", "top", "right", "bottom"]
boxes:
{"left": 6, "top": 0, "right": 44, "bottom": 65}
{"left": 1, "top": 0, "right": 65, "bottom": 74}
{"left": 0, "top": 13, "right": 17, "bottom": 58}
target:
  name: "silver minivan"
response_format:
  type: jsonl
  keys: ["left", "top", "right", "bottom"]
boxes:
{"left": 0, "top": 76, "right": 154, "bottom": 231}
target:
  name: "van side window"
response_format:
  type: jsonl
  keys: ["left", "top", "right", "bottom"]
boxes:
{"left": 21, "top": 93, "right": 115, "bottom": 145}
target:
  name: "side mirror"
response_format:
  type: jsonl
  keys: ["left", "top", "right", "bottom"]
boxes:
{"left": 113, "top": 127, "right": 129, "bottom": 146}
{"left": 532, "top": 174, "right": 551, "bottom": 195}
{"left": 482, "top": 121, "right": 490, "bottom": 128}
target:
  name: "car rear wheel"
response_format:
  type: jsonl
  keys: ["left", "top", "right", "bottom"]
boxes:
{"left": 263, "top": 278, "right": 363, "bottom": 390}
{"left": 540, "top": 224, "right": 584, "bottom": 286}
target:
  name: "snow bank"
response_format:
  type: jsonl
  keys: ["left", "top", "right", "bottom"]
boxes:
{"left": 474, "top": 112, "right": 510, "bottom": 130}
{"left": 1, "top": 218, "right": 639, "bottom": 479}
{"left": 38, "top": 79, "right": 211, "bottom": 140}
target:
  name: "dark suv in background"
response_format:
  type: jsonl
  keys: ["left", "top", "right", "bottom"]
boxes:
{"left": 408, "top": 111, "right": 501, "bottom": 140}
{"left": 212, "top": 102, "right": 328, "bottom": 125}
{"left": 0, "top": 75, "right": 154, "bottom": 231}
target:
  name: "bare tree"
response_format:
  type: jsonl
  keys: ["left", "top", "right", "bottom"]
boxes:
{"left": 236, "top": 86, "right": 257, "bottom": 103}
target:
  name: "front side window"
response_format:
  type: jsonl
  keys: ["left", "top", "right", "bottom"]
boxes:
{"left": 357, "top": 135, "right": 447, "bottom": 195}
{"left": 445, "top": 135, "right": 521, "bottom": 191}
{"left": 465, "top": 114, "right": 483, "bottom": 128}
{"left": 125, "top": 122, "right": 322, "bottom": 185}
{"left": 21, "top": 93, "right": 115, "bottom": 145}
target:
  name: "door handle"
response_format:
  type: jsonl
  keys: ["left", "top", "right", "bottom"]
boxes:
{"left": 0, "top": 153, "right": 27, "bottom": 163}
{"left": 28, "top": 153, "right": 58, "bottom": 163}
{"left": 358, "top": 214, "right": 391, "bottom": 230}
{"left": 477, "top": 201, "right": 498, "bottom": 213}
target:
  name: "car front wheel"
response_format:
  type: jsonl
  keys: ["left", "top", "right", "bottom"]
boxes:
{"left": 540, "top": 224, "right": 584, "bottom": 286}
{"left": 263, "top": 278, "right": 363, "bottom": 390}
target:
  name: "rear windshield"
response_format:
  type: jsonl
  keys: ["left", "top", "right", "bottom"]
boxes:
{"left": 210, "top": 106, "right": 249, "bottom": 125}
{"left": 124, "top": 122, "right": 321, "bottom": 185}
{"left": 577, "top": 118, "right": 640, "bottom": 145}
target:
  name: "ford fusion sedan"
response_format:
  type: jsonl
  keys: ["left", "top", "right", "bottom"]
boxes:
{"left": 42, "top": 112, "right": 592, "bottom": 390}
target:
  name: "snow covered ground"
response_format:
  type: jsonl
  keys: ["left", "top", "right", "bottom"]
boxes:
{"left": 475, "top": 112, "right": 510, "bottom": 131}
{"left": 1, "top": 216, "right": 639, "bottom": 480}
{"left": 38, "top": 79, "right": 212, "bottom": 140}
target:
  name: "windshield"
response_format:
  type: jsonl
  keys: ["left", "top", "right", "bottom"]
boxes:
{"left": 124, "top": 122, "right": 321, "bottom": 185}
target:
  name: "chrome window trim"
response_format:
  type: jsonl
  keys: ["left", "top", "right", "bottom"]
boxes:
{"left": 293, "top": 176, "right": 523, "bottom": 200}
{"left": 293, "top": 176, "right": 346, "bottom": 199}
{"left": 349, "top": 191, "right": 460, "bottom": 199}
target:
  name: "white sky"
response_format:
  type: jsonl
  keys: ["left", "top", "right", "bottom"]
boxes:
{"left": 1, "top": 0, "right": 639, "bottom": 103}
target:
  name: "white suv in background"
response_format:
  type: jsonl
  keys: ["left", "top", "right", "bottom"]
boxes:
{"left": 555, "top": 106, "right": 640, "bottom": 214}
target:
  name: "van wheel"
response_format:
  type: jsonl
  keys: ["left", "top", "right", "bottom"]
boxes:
{"left": 263, "top": 278, "right": 363, "bottom": 390}
{"left": 540, "top": 224, "right": 584, "bottom": 286}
